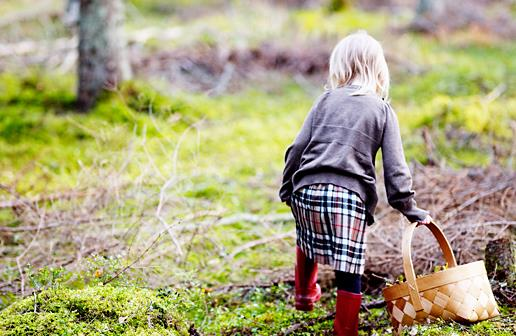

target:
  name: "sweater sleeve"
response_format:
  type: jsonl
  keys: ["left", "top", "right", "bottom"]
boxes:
{"left": 381, "top": 104, "right": 429, "bottom": 222}
{"left": 278, "top": 95, "right": 322, "bottom": 205}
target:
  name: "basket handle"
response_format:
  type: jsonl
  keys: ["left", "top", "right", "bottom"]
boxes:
{"left": 402, "top": 221, "right": 457, "bottom": 312}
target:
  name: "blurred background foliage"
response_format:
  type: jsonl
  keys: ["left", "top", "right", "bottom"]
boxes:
{"left": 0, "top": 0, "right": 514, "bottom": 335}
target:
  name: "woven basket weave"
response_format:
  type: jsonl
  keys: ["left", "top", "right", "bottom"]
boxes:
{"left": 382, "top": 222, "right": 500, "bottom": 334}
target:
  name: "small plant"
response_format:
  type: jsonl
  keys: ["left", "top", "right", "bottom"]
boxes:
{"left": 433, "top": 263, "right": 449, "bottom": 274}
{"left": 27, "top": 265, "right": 71, "bottom": 292}
{"left": 83, "top": 254, "right": 129, "bottom": 286}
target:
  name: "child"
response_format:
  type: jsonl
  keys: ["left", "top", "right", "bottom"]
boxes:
{"left": 279, "top": 31, "right": 432, "bottom": 336}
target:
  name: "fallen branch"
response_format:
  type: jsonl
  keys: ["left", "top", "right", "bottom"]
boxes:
{"left": 0, "top": 189, "right": 101, "bottom": 210}
{"left": 0, "top": 27, "right": 182, "bottom": 58}
{"left": 0, "top": 37, "right": 77, "bottom": 58}
{"left": 0, "top": 242, "right": 120, "bottom": 292}
{"left": 103, "top": 233, "right": 163, "bottom": 285}
{"left": 441, "top": 181, "right": 513, "bottom": 222}
{"left": 484, "top": 83, "right": 507, "bottom": 104}
{"left": 227, "top": 231, "right": 295, "bottom": 259}
{"left": 0, "top": 1, "right": 60, "bottom": 29}
{"left": 179, "top": 212, "right": 294, "bottom": 231}
{"left": 0, "top": 215, "right": 133, "bottom": 233}
{"left": 361, "top": 299, "right": 386, "bottom": 313}
{"left": 280, "top": 312, "right": 335, "bottom": 335}
{"left": 207, "top": 62, "right": 235, "bottom": 96}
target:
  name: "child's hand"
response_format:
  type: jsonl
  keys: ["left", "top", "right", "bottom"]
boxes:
{"left": 416, "top": 215, "right": 433, "bottom": 226}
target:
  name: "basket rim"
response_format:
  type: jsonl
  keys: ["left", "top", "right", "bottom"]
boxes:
{"left": 382, "top": 260, "right": 486, "bottom": 301}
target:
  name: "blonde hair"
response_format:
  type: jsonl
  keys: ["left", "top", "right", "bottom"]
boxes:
{"left": 328, "top": 31, "right": 390, "bottom": 99}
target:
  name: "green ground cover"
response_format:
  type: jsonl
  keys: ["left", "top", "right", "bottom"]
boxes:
{"left": 1, "top": 1, "right": 514, "bottom": 335}
{"left": 2, "top": 38, "right": 514, "bottom": 196}
{"left": 1, "top": 282, "right": 514, "bottom": 335}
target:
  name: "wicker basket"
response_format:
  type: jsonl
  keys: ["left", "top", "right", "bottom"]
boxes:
{"left": 382, "top": 222, "right": 500, "bottom": 334}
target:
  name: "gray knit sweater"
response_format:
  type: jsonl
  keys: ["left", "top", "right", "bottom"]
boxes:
{"left": 279, "top": 85, "right": 428, "bottom": 225}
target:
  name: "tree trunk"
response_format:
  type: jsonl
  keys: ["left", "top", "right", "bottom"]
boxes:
{"left": 77, "top": 0, "right": 130, "bottom": 112}
{"left": 409, "top": 0, "right": 445, "bottom": 33}
{"left": 415, "top": 0, "right": 433, "bottom": 16}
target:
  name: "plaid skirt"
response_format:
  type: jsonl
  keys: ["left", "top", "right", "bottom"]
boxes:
{"left": 290, "top": 183, "right": 368, "bottom": 274}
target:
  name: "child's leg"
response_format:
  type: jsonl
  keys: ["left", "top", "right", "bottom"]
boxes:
{"left": 334, "top": 271, "right": 362, "bottom": 336}
{"left": 294, "top": 246, "right": 321, "bottom": 311}
{"left": 334, "top": 270, "right": 361, "bottom": 293}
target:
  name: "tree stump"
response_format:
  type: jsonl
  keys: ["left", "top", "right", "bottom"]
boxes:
{"left": 485, "top": 237, "right": 515, "bottom": 288}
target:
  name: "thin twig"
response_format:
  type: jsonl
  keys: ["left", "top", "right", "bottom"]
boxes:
{"left": 103, "top": 233, "right": 163, "bottom": 285}
{"left": 227, "top": 231, "right": 295, "bottom": 260}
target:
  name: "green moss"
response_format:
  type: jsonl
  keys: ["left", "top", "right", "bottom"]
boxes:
{"left": 1, "top": 283, "right": 335, "bottom": 336}
{"left": 470, "top": 318, "right": 516, "bottom": 336}
{"left": 0, "top": 285, "right": 192, "bottom": 336}
{"left": 0, "top": 71, "right": 75, "bottom": 109}
{"left": 1, "top": 280, "right": 514, "bottom": 336}
{"left": 200, "top": 284, "right": 329, "bottom": 335}
{"left": 397, "top": 306, "right": 516, "bottom": 336}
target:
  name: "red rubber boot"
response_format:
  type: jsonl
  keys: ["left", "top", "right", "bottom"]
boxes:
{"left": 295, "top": 246, "right": 321, "bottom": 311}
{"left": 334, "top": 290, "right": 362, "bottom": 336}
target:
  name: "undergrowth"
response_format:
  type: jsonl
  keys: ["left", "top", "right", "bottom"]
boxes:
{"left": 1, "top": 57, "right": 514, "bottom": 288}
{"left": 1, "top": 279, "right": 513, "bottom": 336}
{"left": 1, "top": 1, "right": 515, "bottom": 335}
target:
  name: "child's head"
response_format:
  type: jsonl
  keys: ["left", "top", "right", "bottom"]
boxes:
{"left": 328, "top": 31, "right": 390, "bottom": 99}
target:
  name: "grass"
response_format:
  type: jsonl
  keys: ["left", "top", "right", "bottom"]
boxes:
{"left": 2, "top": 38, "right": 514, "bottom": 192}
{"left": 1, "top": 43, "right": 514, "bottom": 285}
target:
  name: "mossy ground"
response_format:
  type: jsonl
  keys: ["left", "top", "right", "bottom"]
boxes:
{"left": 1, "top": 282, "right": 514, "bottom": 335}
{"left": 1, "top": 1, "right": 515, "bottom": 335}
{"left": 0, "top": 285, "right": 193, "bottom": 336}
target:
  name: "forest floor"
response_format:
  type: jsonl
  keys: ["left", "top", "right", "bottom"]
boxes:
{"left": 0, "top": 0, "right": 515, "bottom": 335}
